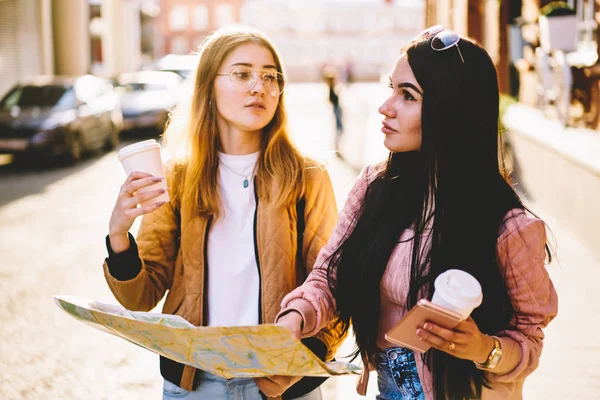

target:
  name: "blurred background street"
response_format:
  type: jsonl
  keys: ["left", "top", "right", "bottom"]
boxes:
{"left": 2, "top": 0, "right": 600, "bottom": 399}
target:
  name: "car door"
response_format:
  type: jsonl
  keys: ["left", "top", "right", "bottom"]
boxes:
{"left": 75, "top": 96, "right": 99, "bottom": 150}
{"left": 76, "top": 77, "right": 108, "bottom": 150}
{"left": 95, "top": 80, "right": 119, "bottom": 143}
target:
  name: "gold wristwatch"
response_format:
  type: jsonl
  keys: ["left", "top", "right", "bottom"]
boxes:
{"left": 474, "top": 336, "right": 502, "bottom": 370}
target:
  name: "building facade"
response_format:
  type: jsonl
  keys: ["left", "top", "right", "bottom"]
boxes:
{"left": 157, "top": 0, "right": 244, "bottom": 56}
{"left": 240, "top": 0, "right": 425, "bottom": 81}
{"left": 0, "top": 0, "right": 149, "bottom": 97}
{"left": 0, "top": 0, "right": 54, "bottom": 96}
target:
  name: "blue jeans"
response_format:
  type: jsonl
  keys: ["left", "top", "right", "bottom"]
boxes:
{"left": 162, "top": 371, "right": 323, "bottom": 400}
{"left": 376, "top": 348, "right": 425, "bottom": 400}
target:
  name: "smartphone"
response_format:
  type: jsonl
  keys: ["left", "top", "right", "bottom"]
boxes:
{"left": 384, "top": 299, "right": 463, "bottom": 353}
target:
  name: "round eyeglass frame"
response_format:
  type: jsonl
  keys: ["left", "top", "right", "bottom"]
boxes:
{"left": 216, "top": 67, "right": 285, "bottom": 97}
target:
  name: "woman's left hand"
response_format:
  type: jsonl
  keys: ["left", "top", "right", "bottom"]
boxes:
{"left": 254, "top": 375, "right": 302, "bottom": 397}
{"left": 416, "top": 316, "right": 495, "bottom": 363}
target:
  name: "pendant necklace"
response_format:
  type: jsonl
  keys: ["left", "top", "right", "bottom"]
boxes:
{"left": 218, "top": 159, "right": 257, "bottom": 188}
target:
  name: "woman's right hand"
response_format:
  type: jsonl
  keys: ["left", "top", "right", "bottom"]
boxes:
{"left": 276, "top": 310, "right": 304, "bottom": 340}
{"left": 108, "top": 171, "right": 167, "bottom": 252}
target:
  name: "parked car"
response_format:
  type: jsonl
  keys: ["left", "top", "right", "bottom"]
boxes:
{"left": 0, "top": 75, "right": 123, "bottom": 164}
{"left": 154, "top": 54, "right": 198, "bottom": 79}
{"left": 115, "top": 70, "right": 183, "bottom": 134}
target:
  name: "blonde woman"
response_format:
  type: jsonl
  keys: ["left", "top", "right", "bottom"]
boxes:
{"left": 103, "top": 27, "right": 346, "bottom": 400}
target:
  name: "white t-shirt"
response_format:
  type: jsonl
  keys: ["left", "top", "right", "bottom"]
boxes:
{"left": 206, "top": 151, "right": 260, "bottom": 327}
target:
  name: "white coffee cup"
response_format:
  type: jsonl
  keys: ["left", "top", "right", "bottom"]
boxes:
{"left": 118, "top": 139, "right": 170, "bottom": 206}
{"left": 432, "top": 269, "right": 483, "bottom": 320}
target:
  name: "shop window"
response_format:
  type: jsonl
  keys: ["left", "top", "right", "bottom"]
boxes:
{"left": 575, "top": 0, "right": 597, "bottom": 45}
{"left": 216, "top": 4, "right": 234, "bottom": 28}
{"left": 193, "top": 5, "right": 208, "bottom": 31}
{"left": 169, "top": 5, "right": 188, "bottom": 31}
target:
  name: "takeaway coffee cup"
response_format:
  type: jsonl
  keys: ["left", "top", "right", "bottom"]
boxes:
{"left": 117, "top": 139, "right": 169, "bottom": 206}
{"left": 432, "top": 269, "right": 483, "bottom": 320}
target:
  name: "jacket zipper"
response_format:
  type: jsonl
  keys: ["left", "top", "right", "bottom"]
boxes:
{"left": 252, "top": 184, "right": 263, "bottom": 324}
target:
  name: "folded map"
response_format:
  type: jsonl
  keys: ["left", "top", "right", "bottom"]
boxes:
{"left": 53, "top": 295, "right": 360, "bottom": 379}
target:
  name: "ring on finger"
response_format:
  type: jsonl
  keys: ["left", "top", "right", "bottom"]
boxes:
{"left": 448, "top": 341, "right": 456, "bottom": 351}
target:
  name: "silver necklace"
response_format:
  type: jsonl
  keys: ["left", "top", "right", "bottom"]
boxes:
{"left": 218, "top": 159, "right": 256, "bottom": 188}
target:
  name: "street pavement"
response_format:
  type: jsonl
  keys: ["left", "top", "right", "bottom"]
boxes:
{"left": 0, "top": 83, "right": 598, "bottom": 399}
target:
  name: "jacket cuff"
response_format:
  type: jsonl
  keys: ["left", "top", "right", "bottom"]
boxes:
{"left": 276, "top": 298, "right": 318, "bottom": 336}
{"left": 105, "top": 233, "right": 142, "bottom": 281}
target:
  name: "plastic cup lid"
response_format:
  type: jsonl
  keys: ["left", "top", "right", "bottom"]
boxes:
{"left": 435, "top": 269, "right": 483, "bottom": 306}
{"left": 118, "top": 139, "right": 161, "bottom": 161}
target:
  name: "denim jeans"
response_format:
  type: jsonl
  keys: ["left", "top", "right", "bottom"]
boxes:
{"left": 376, "top": 347, "right": 425, "bottom": 400}
{"left": 162, "top": 372, "right": 323, "bottom": 400}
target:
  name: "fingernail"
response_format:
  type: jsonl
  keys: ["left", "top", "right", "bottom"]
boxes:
{"left": 152, "top": 177, "right": 163, "bottom": 182}
{"left": 424, "top": 323, "right": 431, "bottom": 331}
{"left": 159, "top": 188, "right": 165, "bottom": 193}
{"left": 416, "top": 329, "right": 423, "bottom": 337}
{"left": 156, "top": 201, "right": 166, "bottom": 207}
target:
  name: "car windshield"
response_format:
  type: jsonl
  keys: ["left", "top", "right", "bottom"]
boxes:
{"left": 119, "top": 83, "right": 169, "bottom": 92}
{"left": 0, "top": 85, "right": 74, "bottom": 109}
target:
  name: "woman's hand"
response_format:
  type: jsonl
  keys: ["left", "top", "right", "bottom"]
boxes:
{"left": 108, "top": 171, "right": 167, "bottom": 252}
{"left": 416, "top": 316, "right": 495, "bottom": 363}
{"left": 276, "top": 310, "right": 303, "bottom": 340}
{"left": 254, "top": 375, "right": 302, "bottom": 397}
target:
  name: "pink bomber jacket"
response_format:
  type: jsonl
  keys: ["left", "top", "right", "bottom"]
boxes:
{"left": 276, "top": 164, "right": 558, "bottom": 400}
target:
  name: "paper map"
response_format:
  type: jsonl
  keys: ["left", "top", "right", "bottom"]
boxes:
{"left": 53, "top": 295, "right": 360, "bottom": 379}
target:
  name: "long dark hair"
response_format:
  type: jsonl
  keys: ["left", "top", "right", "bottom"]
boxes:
{"left": 326, "top": 37, "right": 545, "bottom": 399}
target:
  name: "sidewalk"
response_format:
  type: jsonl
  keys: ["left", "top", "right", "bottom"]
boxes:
{"left": 521, "top": 200, "right": 600, "bottom": 399}
{"left": 287, "top": 83, "right": 600, "bottom": 399}
{"left": 502, "top": 104, "right": 600, "bottom": 399}
{"left": 503, "top": 104, "right": 600, "bottom": 262}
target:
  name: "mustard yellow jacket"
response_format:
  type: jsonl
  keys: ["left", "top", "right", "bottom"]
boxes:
{"left": 103, "top": 160, "right": 347, "bottom": 391}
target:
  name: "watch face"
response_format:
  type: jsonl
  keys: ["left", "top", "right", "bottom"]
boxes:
{"left": 490, "top": 351, "right": 502, "bottom": 364}
{"left": 488, "top": 350, "right": 502, "bottom": 368}
{"left": 474, "top": 337, "right": 503, "bottom": 369}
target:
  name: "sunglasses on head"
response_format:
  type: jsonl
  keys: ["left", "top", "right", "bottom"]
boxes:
{"left": 418, "top": 25, "right": 465, "bottom": 63}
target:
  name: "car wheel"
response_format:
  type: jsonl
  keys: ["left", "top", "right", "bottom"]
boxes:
{"left": 104, "top": 123, "right": 120, "bottom": 151}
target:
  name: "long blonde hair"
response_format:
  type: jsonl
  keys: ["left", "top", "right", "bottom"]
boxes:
{"left": 163, "top": 27, "right": 305, "bottom": 217}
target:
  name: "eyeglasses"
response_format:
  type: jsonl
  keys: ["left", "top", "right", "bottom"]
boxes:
{"left": 418, "top": 25, "right": 465, "bottom": 63}
{"left": 216, "top": 67, "right": 285, "bottom": 97}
